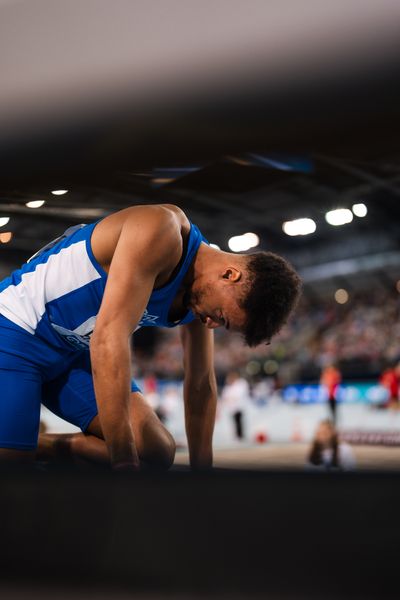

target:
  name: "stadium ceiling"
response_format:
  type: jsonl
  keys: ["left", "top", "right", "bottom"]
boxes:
{"left": 0, "top": 0, "right": 399, "bottom": 286}
{"left": 1, "top": 152, "right": 399, "bottom": 278}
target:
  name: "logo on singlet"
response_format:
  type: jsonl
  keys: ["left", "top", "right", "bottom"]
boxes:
{"left": 51, "top": 316, "right": 97, "bottom": 350}
{"left": 138, "top": 309, "right": 159, "bottom": 327}
{"left": 51, "top": 310, "right": 159, "bottom": 346}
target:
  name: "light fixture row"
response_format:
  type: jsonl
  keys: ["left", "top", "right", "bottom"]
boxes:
{"left": 0, "top": 190, "right": 69, "bottom": 243}
{"left": 283, "top": 203, "right": 367, "bottom": 236}
{"left": 24, "top": 189, "right": 69, "bottom": 209}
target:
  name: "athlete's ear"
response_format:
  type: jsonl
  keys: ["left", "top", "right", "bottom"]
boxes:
{"left": 222, "top": 267, "right": 242, "bottom": 282}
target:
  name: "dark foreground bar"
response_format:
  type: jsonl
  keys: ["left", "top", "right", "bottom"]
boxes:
{"left": 1, "top": 467, "right": 399, "bottom": 599}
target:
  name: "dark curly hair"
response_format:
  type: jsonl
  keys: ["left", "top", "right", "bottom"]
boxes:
{"left": 240, "top": 251, "right": 302, "bottom": 347}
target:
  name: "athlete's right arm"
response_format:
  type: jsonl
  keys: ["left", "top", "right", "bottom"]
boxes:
{"left": 90, "top": 207, "right": 179, "bottom": 471}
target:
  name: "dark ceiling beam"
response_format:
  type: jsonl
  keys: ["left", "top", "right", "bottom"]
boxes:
{"left": 299, "top": 250, "right": 400, "bottom": 283}
{"left": 0, "top": 204, "right": 108, "bottom": 222}
{"left": 172, "top": 189, "right": 257, "bottom": 225}
{"left": 316, "top": 154, "right": 400, "bottom": 197}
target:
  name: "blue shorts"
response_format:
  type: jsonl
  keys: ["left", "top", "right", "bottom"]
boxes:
{"left": 0, "top": 315, "right": 141, "bottom": 451}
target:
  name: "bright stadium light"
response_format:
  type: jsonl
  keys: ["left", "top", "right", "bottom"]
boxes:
{"left": 352, "top": 203, "right": 368, "bottom": 217}
{"left": 26, "top": 200, "right": 46, "bottom": 208}
{"left": 0, "top": 217, "right": 10, "bottom": 228}
{"left": 228, "top": 235, "right": 247, "bottom": 252}
{"left": 210, "top": 243, "right": 220, "bottom": 250}
{"left": 243, "top": 232, "right": 260, "bottom": 248}
{"left": 228, "top": 232, "right": 260, "bottom": 252}
{"left": 282, "top": 218, "right": 316, "bottom": 236}
{"left": 51, "top": 189, "right": 68, "bottom": 195}
{"left": 335, "top": 288, "right": 349, "bottom": 304}
{"left": 325, "top": 208, "right": 353, "bottom": 226}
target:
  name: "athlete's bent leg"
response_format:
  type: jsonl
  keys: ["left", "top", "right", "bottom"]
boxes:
{"left": 37, "top": 432, "right": 108, "bottom": 464}
{"left": 85, "top": 391, "right": 176, "bottom": 469}
{"left": 39, "top": 392, "right": 176, "bottom": 470}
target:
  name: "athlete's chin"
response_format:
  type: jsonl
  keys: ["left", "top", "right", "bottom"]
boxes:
{"left": 193, "top": 309, "right": 206, "bottom": 323}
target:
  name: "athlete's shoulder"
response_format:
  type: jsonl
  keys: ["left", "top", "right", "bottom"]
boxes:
{"left": 159, "top": 203, "right": 189, "bottom": 223}
{"left": 95, "top": 204, "right": 185, "bottom": 243}
{"left": 123, "top": 203, "right": 188, "bottom": 232}
{"left": 92, "top": 204, "right": 189, "bottom": 273}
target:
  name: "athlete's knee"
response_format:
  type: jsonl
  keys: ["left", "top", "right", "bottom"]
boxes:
{"left": 142, "top": 427, "right": 176, "bottom": 471}
{"left": 153, "top": 429, "right": 176, "bottom": 470}
{"left": 160, "top": 430, "right": 176, "bottom": 469}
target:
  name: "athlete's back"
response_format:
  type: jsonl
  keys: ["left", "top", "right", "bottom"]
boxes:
{"left": 0, "top": 204, "right": 203, "bottom": 354}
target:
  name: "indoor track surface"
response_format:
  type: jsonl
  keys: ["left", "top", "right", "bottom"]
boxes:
{"left": 175, "top": 442, "right": 400, "bottom": 471}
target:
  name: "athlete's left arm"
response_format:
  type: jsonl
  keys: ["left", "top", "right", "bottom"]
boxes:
{"left": 180, "top": 318, "right": 218, "bottom": 470}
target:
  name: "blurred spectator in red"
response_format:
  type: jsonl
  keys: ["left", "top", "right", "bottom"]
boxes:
{"left": 379, "top": 362, "right": 400, "bottom": 409}
{"left": 320, "top": 363, "right": 341, "bottom": 423}
{"left": 307, "top": 420, "right": 356, "bottom": 471}
{"left": 143, "top": 372, "right": 166, "bottom": 423}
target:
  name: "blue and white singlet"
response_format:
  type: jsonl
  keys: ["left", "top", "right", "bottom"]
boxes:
{"left": 0, "top": 219, "right": 205, "bottom": 363}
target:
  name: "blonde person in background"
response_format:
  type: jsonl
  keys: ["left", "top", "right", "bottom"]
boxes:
{"left": 306, "top": 420, "right": 356, "bottom": 472}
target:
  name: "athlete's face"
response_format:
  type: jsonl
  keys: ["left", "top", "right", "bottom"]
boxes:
{"left": 188, "top": 281, "right": 247, "bottom": 334}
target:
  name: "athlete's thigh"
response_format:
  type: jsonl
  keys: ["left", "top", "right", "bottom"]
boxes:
{"left": 42, "top": 352, "right": 98, "bottom": 432}
{"left": 42, "top": 352, "right": 142, "bottom": 433}
{"left": 0, "top": 365, "right": 42, "bottom": 453}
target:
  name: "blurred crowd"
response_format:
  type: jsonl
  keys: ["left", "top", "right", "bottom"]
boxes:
{"left": 133, "top": 287, "right": 400, "bottom": 385}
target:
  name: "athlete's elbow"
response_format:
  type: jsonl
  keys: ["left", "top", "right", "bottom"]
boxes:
{"left": 90, "top": 328, "right": 109, "bottom": 355}
{"left": 185, "top": 373, "right": 217, "bottom": 396}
